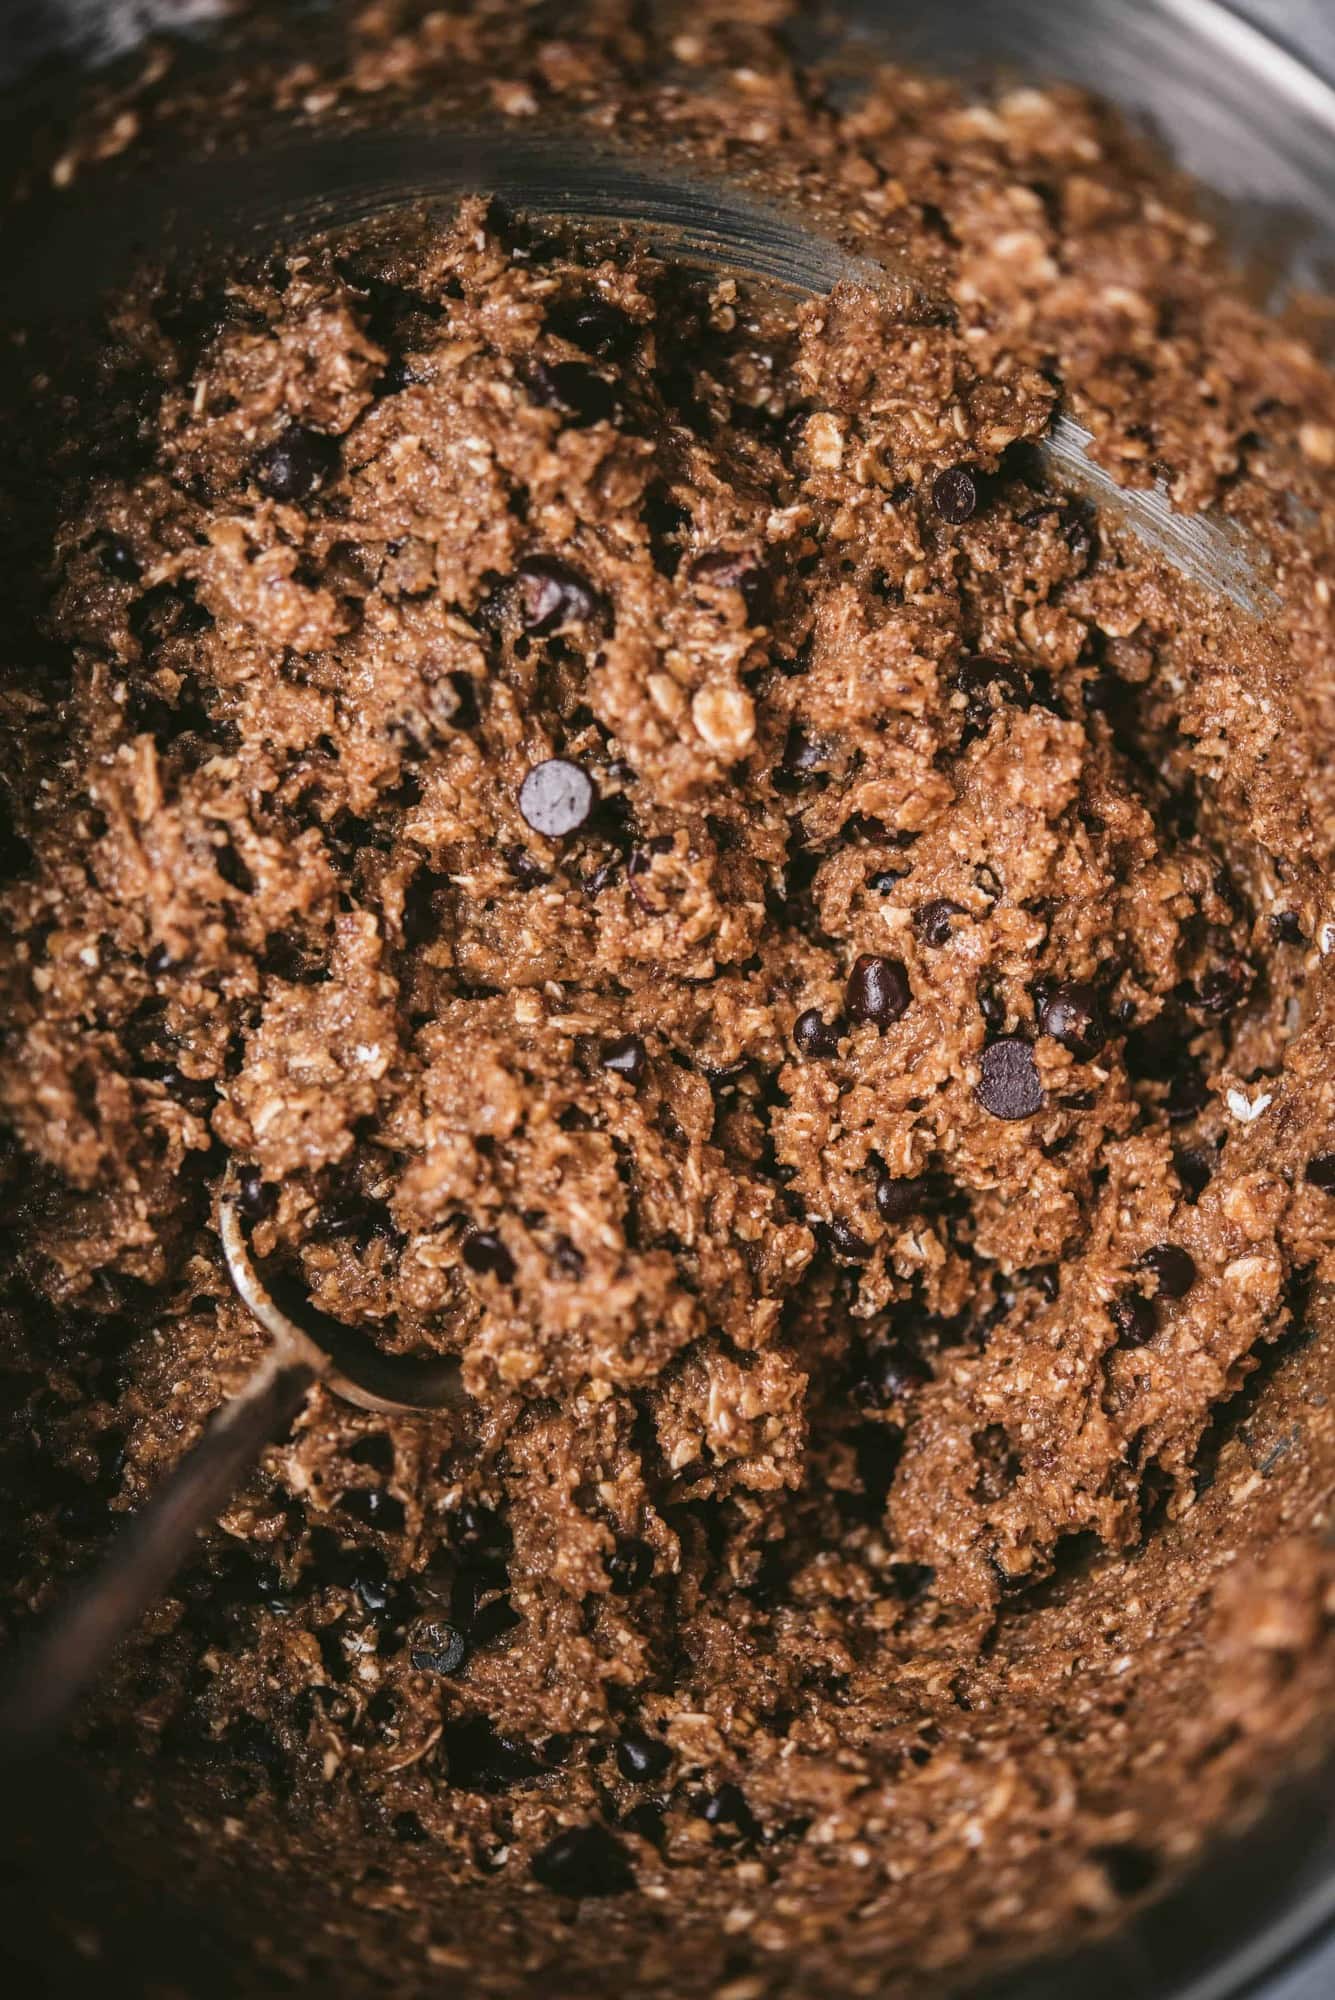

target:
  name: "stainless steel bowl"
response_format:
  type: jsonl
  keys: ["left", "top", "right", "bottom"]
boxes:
{"left": 2, "top": 6, "right": 1334, "bottom": 1999}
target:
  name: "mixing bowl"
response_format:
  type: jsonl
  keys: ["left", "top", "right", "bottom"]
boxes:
{"left": 2, "top": 6, "right": 1334, "bottom": 1998}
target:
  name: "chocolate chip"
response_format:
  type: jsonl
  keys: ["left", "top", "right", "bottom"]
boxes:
{"left": 547, "top": 294, "right": 639, "bottom": 360}
{"left": 443, "top": 1717, "right": 544, "bottom": 1793}
{"left": 820, "top": 1217, "right": 873, "bottom": 1263}
{"left": 626, "top": 834, "right": 674, "bottom": 911}
{"left": 1110, "top": 1290, "right": 1156, "bottom": 1347}
{"left": 794, "top": 1007, "right": 841, "bottom": 1057}
{"left": 1196, "top": 959, "right": 1250, "bottom": 1016}
{"left": 255, "top": 423, "right": 341, "bottom": 502}
{"left": 601, "top": 1034, "right": 647, "bottom": 1084}
{"left": 237, "top": 1166, "right": 276, "bottom": 1221}
{"left": 622, "top": 1802, "right": 666, "bottom": 1846}
{"left": 977, "top": 1038, "right": 1044, "bottom": 1120}
{"left": 977, "top": 976, "right": 1007, "bottom": 1033}
{"left": 701, "top": 1783, "right": 758, "bottom": 1836}
{"left": 451, "top": 1500, "right": 510, "bottom": 1553}
{"left": 1174, "top": 1147, "right": 1214, "bottom": 1203}
{"left": 1096, "top": 1843, "right": 1160, "bottom": 1899}
{"left": 515, "top": 556, "right": 600, "bottom": 635}
{"left": 99, "top": 535, "right": 141, "bottom": 581}
{"left": 1305, "top": 1154, "right": 1335, "bottom": 1191}
{"left": 862, "top": 1341, "right": 931, "bottom": 1405}
{"left": 687, "top": 548, "right": 772, "bottom": 623}
{"left": 846, "top": 953, "right": 911, "bottom": 1028}
{"left": 1037, "top": 981, "right": 1105, "bottom": 1060}
{"left": 607, "top": 1535, "right": 654, "bottom": 1594}
{"left": 392, "top": 1811, "right": 428, "bottom": 1844}
{"left": 931, "top": 465, "right": 978, "bottom": 524}
{"left": 914, "top": 898, "right": 965, "bottom": 947}
{"left": 1139, "top": 1243, "right": 1197, "bottom": 1299}
{"left": 875, "top": 1174, "right": 927, "bottom": 1224}
{"left": 518, "top": 758, "right": 596, "bottom": 838}
{"left": 462, "top": 1229, "right": 517, "bottom": 1283}
{"left": 583, "top": 858, "right": 621, "bottom": 895}
{"left": 1166, "top": 1065, "right": 1210, "bottom": 1122}
{"left": 955, "top": 655, "right": 1031, "bottom": 721}
{"left": 525, "top": 359, "right": 618, "bottom": 426}
{"left": 1269, "top": 910, "right": 1307, "bottom": 945}
{"left": 409, "top": 1622, "right": 468, "bottom": 1676}
{"left": 616, "top": 1728, "right": 671, "bottom": 1782}
{"left": 531, "top": 1824, "right": 635, "bottom": 1898}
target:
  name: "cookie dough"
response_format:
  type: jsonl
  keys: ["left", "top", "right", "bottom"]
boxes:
{"left": 3, "top": 7, "right": 1335, "bottom": 1997}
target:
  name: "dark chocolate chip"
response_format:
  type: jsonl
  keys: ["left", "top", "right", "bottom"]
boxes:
{"left": 583, "top": 858, "right": 621, "bottom": 896}
{"left": 914, "top": 898, "right": 965, "bottom": 947}
{"left": 875, "top": 1174, "right": 927, "bottom": 1224}
{"left": 409, "top": 1622, "right": 468, "bottom": 1676}
{"left": 1174, "top": 1147, "right": 1214, "bottom": 1203}
{"left": 505, "top": 845, "right": 549, "bottom": 888}
{"left": 977, "top": 1038, "right": 1044, "bottom": 1120}
{"left": 525, "top": 359, "right": 617, "bottom": 426}
{"left": 518, "top": 758, "right": 596, "bottom": 838}
{"left": 931, "top": 465, "right": 978, "bottom": 524}
{"left": 1110, "top": 1290, "right": 1157, "bottom": 1347}
{"left": 1037, "top": 981, "right": 1105, "bottom": 1060}
{"left": 255, "top": 424, "right": 341, "bottom": 502}
{"left": 687, "top": 547, "right": 772, "bottom": 623}
{"left": 1096, "top": 1843, "right": 1160, "bottom": 1899}
{"left": 955, "top": 655, "right": 1031, "bottom": 719}
{"left": 1196, "top": 960, "right": 1250, "bottom": 1017}
{"left": 531, "top": 1824, "right": 635, "bottom": 1898}
{"left": 616, "top": 1728, "right": 672, "bottom": 1782}
{"left": 237, "top": 1167, "right": 277, "bottom": 1222}
{"left": 1305, "top": 1154, "right": 1335, "bottom": 1192}
{"left": 621, "top": 1802, "right": 666, "bottom": 1846}
{"left": 1139, "top": 1243, "right": 1197, "bottom": 1299}
{"left": 701, "top": 1783, "right": 758, "bottom": 1836}
{"left": 451, "top": 1500, "right": 510, "bottom": 1553}
{"left": 977, "top": 976, "right": 1007, "bottom": 1032}
{"left": 1166, "top": 1065, "right": 1210, "bottom": 1122}
{"left": 846, "top": 953, "right": 911, "bottom": 1028}
{"left": 515, "top": 556, "right": 600, "bottom": 635}
{"left": 794, "top": 1007, "right": 840, "bottom": 1057}
{"left": 547, "top": 294, "right": 639, "bottom": 360}
{"left": 607, "top": 1535, "right": 654, "bottom": 1594}
{"left": 862, "top": 1341, "right": 931, "bottom": 1406}
{"left": 1269, "top": 910, "right": 1307, "bottom": 945}
{"left": 819, "top": 1217, "right": 873, "bottom": 1263}
{"left": 601, "top": 1034, "right": 647, "bottom": 1085}
{"left": 443, "top": 1717, "right": 545, "bottom": 1793}
{"left": 462, "top": 1229, "right": 517, "bottom": 1283}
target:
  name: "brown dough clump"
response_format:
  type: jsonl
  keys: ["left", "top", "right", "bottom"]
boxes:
{"left": 3, "top": 8, "right": 1335, "bottom": 1997}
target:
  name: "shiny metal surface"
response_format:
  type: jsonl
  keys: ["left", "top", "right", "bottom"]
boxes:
{"left": 2, "top": 4, "right": 1335, "bottom": 1999}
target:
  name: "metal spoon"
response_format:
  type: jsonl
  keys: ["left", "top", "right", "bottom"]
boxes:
{"left": 0, "top": 1180, "right": 464, "bottom": 1758}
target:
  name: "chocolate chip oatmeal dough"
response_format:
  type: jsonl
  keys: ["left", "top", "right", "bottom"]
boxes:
{"left": 4, "top": 5, "right": 1335, "bottom": 1995}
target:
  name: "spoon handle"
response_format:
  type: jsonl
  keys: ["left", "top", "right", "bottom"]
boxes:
{"left": 0, "top": 1356, "right": 314, "bottom": 1759}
